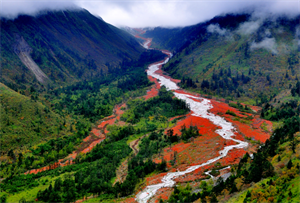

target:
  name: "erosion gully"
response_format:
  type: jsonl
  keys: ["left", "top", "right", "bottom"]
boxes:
{"left": 135, "top": 35, "right": 248, "bottom": 203}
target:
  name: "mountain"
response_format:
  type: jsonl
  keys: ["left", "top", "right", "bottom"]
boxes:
{"left": 142, "top": 14, "right": 300, "bottom": 105}
{"left": 0, "top": 9, "right": 144, "bottom": 90}
{"left": 1, "top": 10, "right": 299, "bottom": 203}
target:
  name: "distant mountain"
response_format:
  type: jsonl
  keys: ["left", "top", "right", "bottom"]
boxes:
{"left": 0, "top": 9, "right": 144, "bottom": 89}
{"left": 142, "top": 14, "right": 300, "bottom": 105}
{"left": 143, "top": 14, "right": 250, "bottom": 52}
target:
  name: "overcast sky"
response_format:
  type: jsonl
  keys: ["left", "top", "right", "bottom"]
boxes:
{"left": 1, "top": 0, "right": 299, "bottom": 27}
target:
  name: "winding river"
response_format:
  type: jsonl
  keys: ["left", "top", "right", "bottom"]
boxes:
{"left": 135, "top": 40, "right": 248, "bottom": 203}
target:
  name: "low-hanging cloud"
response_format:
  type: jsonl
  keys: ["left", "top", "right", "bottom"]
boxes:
{"left": 0, "top": 0, "right": 78, "bottom": 19}
{"left": 0, "top": 0, "right": 299, "bottom": 27}
{"left": 295, "top": 26, "right": 300, "bottom": 47}
{"left": 250, "top": 38, "right": 277, "bottom": 54}
{"left": 207, "top": 24, "right": 228, "bottom": 36}
{"left": 237, "top": 20, "right": 262, "bottom": 35}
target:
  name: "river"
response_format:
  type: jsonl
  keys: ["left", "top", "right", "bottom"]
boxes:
{"left": 135, "top": 39, "right": 248, "bottom": 203}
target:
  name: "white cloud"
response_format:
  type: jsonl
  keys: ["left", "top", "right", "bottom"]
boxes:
{"left": 250, "top": 38, "right": 277, "bottom": 54}
{"left": 207, "top": 24, "right": 228, "bottom": 36}
{"left": 0, "top": 0, "right": 77, "bottom": 19}
{"left": 237, "top": 21, "right": 262, "bottom": 35}
{"left": 0, "top": 0, "right": 299, "bottom": 27}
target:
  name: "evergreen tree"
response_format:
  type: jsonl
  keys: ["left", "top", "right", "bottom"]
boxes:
{"left": 211, "top": 193, "right": 218, "bottom": 202}
{"left": 287, "top": 159, "right": 293, "bottom": 169}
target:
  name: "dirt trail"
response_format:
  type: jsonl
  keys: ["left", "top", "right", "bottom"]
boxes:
{"left": 114, "top": 135, "right": 146, "bottom": 185}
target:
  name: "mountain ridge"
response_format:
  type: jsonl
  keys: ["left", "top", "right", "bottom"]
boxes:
{"left": 1, "top": 9, "right": 144, "bottom": 89}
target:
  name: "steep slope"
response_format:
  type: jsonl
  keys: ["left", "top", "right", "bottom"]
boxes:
{"left": 0, "top": 82, "right": 72, "bottom": 156}
{"left": 0, "top": 9, "right": 144, "bottom": 89}
{"left": 143, "top": 14, "right": 300, "bottom": 104}
{"left": 143, "top": 14, "right": 250, "bottom": 52}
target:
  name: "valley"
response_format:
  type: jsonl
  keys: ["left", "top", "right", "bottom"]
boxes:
{"left": 0, "top": 31, "right": 273, "bottom": 203}
{"left": 1, "top": 8, "right": 299, "bottom": 203}
{"left": 134, "top": 36, "right": 271, "bottom": 203}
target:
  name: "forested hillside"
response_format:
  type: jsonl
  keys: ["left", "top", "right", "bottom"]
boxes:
{"left": 0, "top": 47, "right": 166, "bottom": 179}
{"left": 143, "top": 14, "right": 300, "bottom": 105}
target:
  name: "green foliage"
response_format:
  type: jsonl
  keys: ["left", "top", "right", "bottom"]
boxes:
{"left": 0, "top": 194, "right": 7, "bottom": 203}
{"left": 226, "top": 110, "right": 237, "bottom": 116}
{"left": 0, "top": 83, "right": 75, "bottom": 158}
{"left": 228, "top": 102, "right": 254, "bottom": 114}
{"left": 148, "top": 15, "right": 300, "bottom": 104}
{"left": 180, "top": 125, "right": 201, "bottom": 141}
{"left": 179, "top": 76, "right": 197, "bottom": 88}
{"left": 121, "top": 86, "right": 189, "bottom": 124}
{"left": 291, "top": 81, "right": 300, "bottom": 97}
{"left": 287, "top": 159, "right": 293, "bottom": 169}
{"left": 261, "top": 100, "right": 300, "bottom": 121}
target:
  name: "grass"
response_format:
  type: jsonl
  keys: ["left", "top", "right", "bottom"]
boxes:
{"left": 287, "top": 176, "right": 300, "bottom": 202}
{"left": 226, "top": 178, "right": 270, "bottom": 203}
{"left": 3, "top": 171, "right": 75, "bottom": 202}
{"left": 0, "top": 83, "right": 73, "bottom": 155}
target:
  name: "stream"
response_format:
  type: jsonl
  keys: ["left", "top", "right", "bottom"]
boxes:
{"left": 135, "top": 39, "right": 248, "bottom": 203}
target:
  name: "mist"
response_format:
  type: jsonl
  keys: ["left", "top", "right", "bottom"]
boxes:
{"left": 0, "top": 0, "right": 78, "bottom": 19}
{"left": 1, "top": 0, "right": 299, "bottom": 27}
{"left": 207, "top": 24, "right": 228, "bottom": 36}
{"left": 250, "top": 38, "right": 278, "bottom": 54}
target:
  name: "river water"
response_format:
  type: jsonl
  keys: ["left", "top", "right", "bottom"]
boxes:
{"left": 135, "top": 43, "right": 248, "bottom": 203}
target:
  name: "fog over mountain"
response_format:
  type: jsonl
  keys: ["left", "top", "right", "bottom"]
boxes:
{"left": 1, "top": 0, "right": 299, "bottom": 27}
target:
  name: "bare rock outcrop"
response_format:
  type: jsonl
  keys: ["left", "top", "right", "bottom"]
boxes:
{"left": 14, "top": 35, "right": 50, "bottom": 84}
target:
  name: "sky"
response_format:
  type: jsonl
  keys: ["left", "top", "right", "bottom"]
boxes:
{"left": 1, "top": 0, "right": 299, "bottom": 27}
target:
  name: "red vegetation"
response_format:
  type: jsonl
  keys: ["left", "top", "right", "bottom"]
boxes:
{"left": 219, "top": 148, "right": 247, "bottom": 166}
{"left": 170, "top": 112, "right": 220, "bottom": 136}
{"left": 209, "top": 100, "right": 251, "bottom": 118}
{"left": 115, "top": 103, "right": 127, "bottom": 120}
{"left": 122, "top": 197, "right": 137, "bottom": 203}
{"left": 25, "top": 103, "right": 127, "bottom": 175}
{"left": 147, "top": 90, "right": 271, "bottom": 200}
{"left": 134, "top": 34, "right": 152, "bottom": 48}
{"left": 154, "top": 68, "right": 181, "bottom": 84}
{"left": 144, "top": 76, "right": 160, "bottom": 100}
{"left": 146, "top": 172, "right": 168, "bottom": 185}
{"left": 209, "top": 99, "right": 271, "bottom": 143}
{"left": 174, "top": 89, "right": 202, "bottom": 98}
{"left": 144, "top": 87, "right": 159, "bottom": 100}
{"left": 133, "top": 28, "right": 146, "bottom": 35}
{"left": 169, "top": 115, "right": 185, "bottom": 122}
{"left": 225, "top": 116, "right": 270, "bottom": 143}
{"left": 134, "top": 34, "right": 271, "bottom": 201}
{"left": 154, "top": 188, "right": 173, "bottom": 203}
{"left": 248, "top": 105, "right": 261, "bottom": 113}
